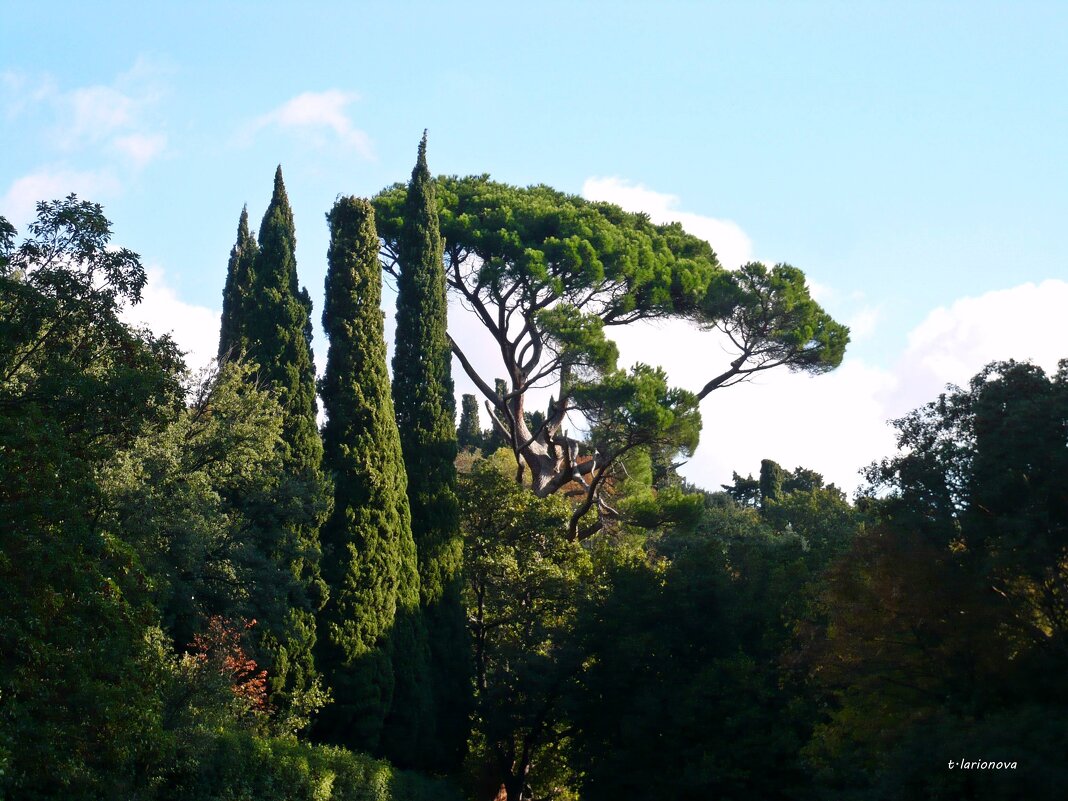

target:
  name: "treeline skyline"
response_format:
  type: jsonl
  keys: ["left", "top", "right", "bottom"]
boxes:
{"left": 3, "top": 132, "right": 1066, "bottom": 800}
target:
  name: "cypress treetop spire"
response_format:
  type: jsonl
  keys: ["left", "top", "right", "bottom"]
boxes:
{"left": 218, "top": 204, "right": 259, "bottom": 361}
{"left": 417, "top": 129, "right": 428, "bottom": 166}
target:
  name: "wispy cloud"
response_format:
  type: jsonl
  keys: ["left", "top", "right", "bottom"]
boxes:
{"left": 2, "top": 58, "right": 169, "bottom": 168}
{"left": 582, "top": 176, "right": 753, "bottom": 270}
{"left": 0, "top": 168, "right": 120, "bottom": 229}
{"left": 2, "top": 70, "right": 57, "bottom": 118}
{"left": 112, "top": 132, "right": 168, "bottom": 167}
{"left": 245, "top": 90, "right": 373, "bottom": 158}
{"left": 846, "top": 306, "right": 880, "bottom": 340}
{"left": 61, "top": 85, "right": 137, "bottom": 148}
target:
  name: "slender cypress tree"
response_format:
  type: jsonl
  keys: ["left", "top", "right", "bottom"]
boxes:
{"left": 390, "top": 133, "right": 471, "bottom": 771}
{"left": 218, "top": 205, "right": 258, "bottom": 361}
{"left": 216, "top": 207, "right": 258, "bottom": 360}
{"left": 316, "top": 196, "right": 427, "bottom": 757}
{"left": 248, "top": 167, "right": 324, "bottom": 476}
{"left": 457, "top": 393, "right": 483, "bottom": 452}
{"left": 759, "top": 458, "right": 786, "bottom": 509}
{"left": 230, "top": 167, "right": 329, "bottom": 724}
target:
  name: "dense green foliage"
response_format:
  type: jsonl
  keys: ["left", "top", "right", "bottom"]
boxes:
{"left": 316, "top": 196, "right": 428, "bottom": 761}
{"left": 164, "top": 730, "right": 463, "bottom": 801}
{"left": 0, "top": 197, "right": 186, "bottom": 799}
{"left": 390, "top": 135, "right": 470, "bottom": 771}
{"left": 459, "top": 457, "right": 595, "bottom": 801}
{"left": 4, "top": 169, "right": 1062, "bottom": 801}
{"left": 0, "top": 198, "right": 462, "bottom": 800}
{"left": 796, "top": 360, "right": 1068, "bottom": 799}
{"left": 101, "top": 361, "right": 333, "bottom": 732}
{"left": 569, "top": 475, "right": 860, "bottom": 801}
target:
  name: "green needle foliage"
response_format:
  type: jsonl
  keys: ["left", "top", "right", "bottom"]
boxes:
{"left": 316, "top": 196, "right": 428, "bottom": 760}
{"left": 218, "top": 205, "right": 259, "bottom": 361}
{"left": 390, "top": 133, "right": 470, "bottom": 771}
{"left": 220, "top": 167, "right": 330, "bottom": 724}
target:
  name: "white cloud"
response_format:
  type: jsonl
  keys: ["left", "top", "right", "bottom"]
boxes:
{"left": 112, "top": 132, "right": 168, "bottom": 167}
{"left": 62, "top": 85, "right": 136, "bottom": 148}
{"left": 887, "top": 279, "right": 1068, "bottom": 415}
{"left": 247, "top": 90, "right": 373, "bottom": 158}
{"left": 2, "top": 62, "right": 167, "bottom": 171}
{"left": 846, "top": 306, "right": 880, "bottom": 340}
{"left": 122, "top": 266, "right": 220, "bottom": 374}
{"left": 581, "top": 176, "right": 753, "bottom": 269}
{"left": 0, "top": 168, "right": 120, "bottom": 228}
{"left": 2, "top": 70, "right": 57, "bottom": 117}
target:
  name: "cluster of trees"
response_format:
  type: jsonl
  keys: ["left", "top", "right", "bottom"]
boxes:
{"left": 3, "top": 132, "right": 1064, "bottom": 801}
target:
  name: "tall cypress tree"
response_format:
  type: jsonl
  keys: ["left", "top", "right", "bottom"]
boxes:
{"left": 390, "top": 133, "right": 470, "bottom": 771}
{"left": 218, "top": 205, "right": 258, "bottom": 361}
{"left": 248, "top": 167, "right": 324, "bottom": 475}
{"left": 226, "top": 167, "right": 329, "bottom": 725}
{"left": 457, "top": 393, "right": 483, "bottom": 452}
{"left": 316, "top": 196, "right": 427, "bottom": 757}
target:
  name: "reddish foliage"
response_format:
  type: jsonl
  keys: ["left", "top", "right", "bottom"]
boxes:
{"left": 189, "top": 616, "right": 269, "bottom": 710}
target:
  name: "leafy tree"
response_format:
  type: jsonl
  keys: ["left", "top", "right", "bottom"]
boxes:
{"left": 226, "top": 167, "right": 330, "bottom": 721}
{"left": 390, "top": 133, "right": 470, "bottom": 771}
{"left": 0, "top": 198, "right": 184, "bottom": 799}
{"left": 99, "top": 361, "right": 330, "bottom": 733}
{"left": 218, "top": 205, "right": 259, "bottom": 360}
{"left": 571, "top": 500, "right": 819, "bottom": 801}
{"left": 566, "top": 363, "right": 702, "bottom": 538}
{"left": 374, "top": 178, "right": 847, "bottom": 525}
{"left": 722, "top": 470, "right": 761, "bottom": 507}
{"left": 797, "top": 360, "right": 1068, "bottom": 798}
{"left": 866, "top": 360, "right": 1068, "bottom": 647}
{"left": 457, "top": 393, "right": 484, "bottom": 452}
{"left": 460, "top": 459, "right": 592, "bottom": 801}
{"left": 761, "top": 481, "right": 861, "bottom": 570}
{"left": 315, "top": 196, "right": 427, "bottom": 760}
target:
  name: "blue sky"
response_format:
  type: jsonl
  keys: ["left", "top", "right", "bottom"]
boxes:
{"left": 4, "top": 1, "right": 1067, "bottom": 491}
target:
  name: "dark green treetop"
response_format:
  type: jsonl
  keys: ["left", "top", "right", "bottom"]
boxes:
{"left": 218, "top": 205, "right": 259, "bottom": 361}
{"left": 315, "top": 196, "right": 426, "bottom": 756}
{"left": 458, "top": 393, "right": 484, "bottom": 452}
{"left": 759, "top": 458, "right": 786, "bottom": 508}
